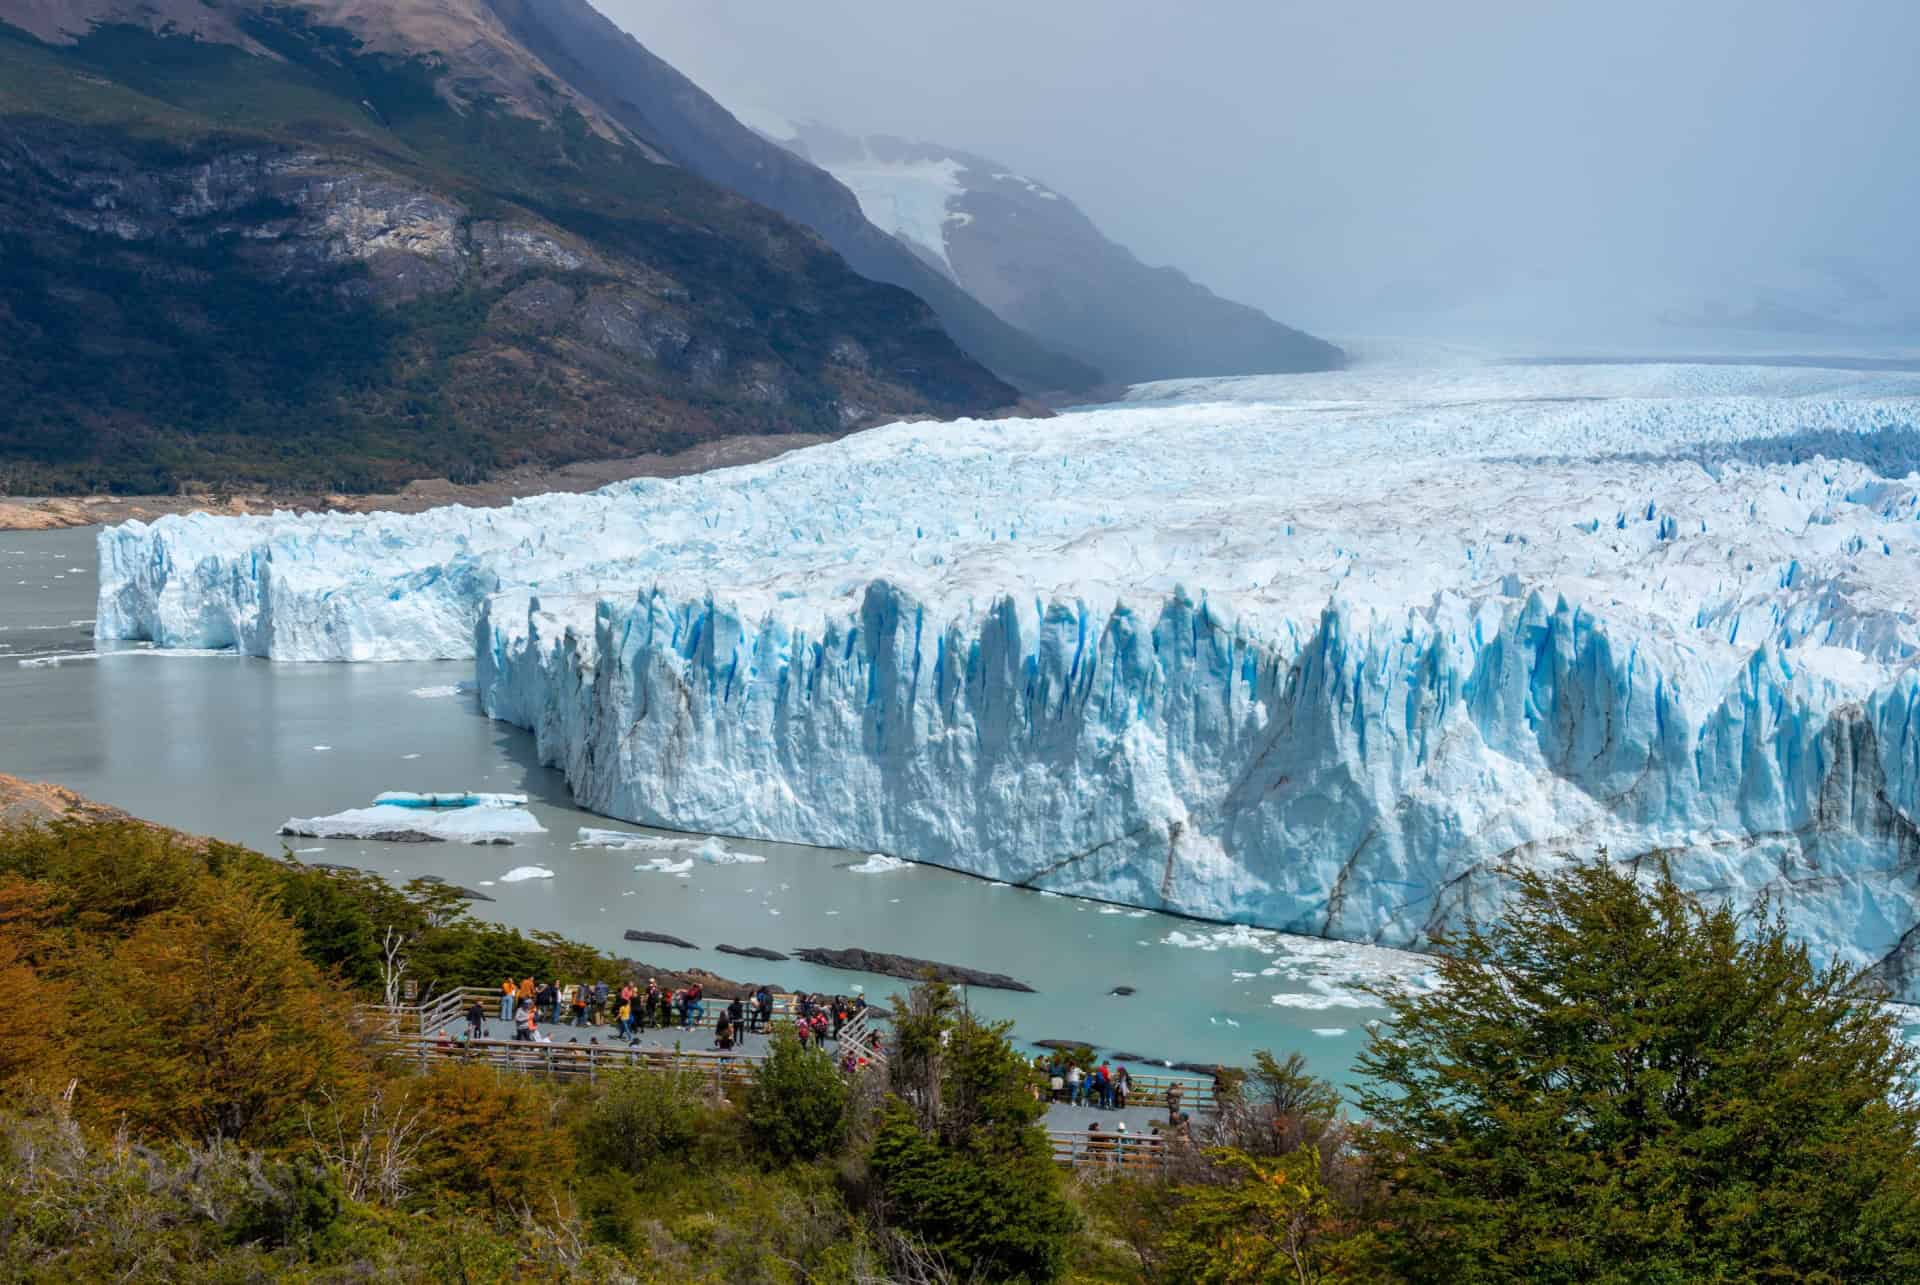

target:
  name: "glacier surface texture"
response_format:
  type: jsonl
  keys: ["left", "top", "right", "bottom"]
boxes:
{"left": 99, "top": 365, "right": 1920, "bottom": 993}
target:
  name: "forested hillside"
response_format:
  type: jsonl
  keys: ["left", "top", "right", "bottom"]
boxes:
{"left": 0, "top": 12, "right": 1017, "bottom": 494}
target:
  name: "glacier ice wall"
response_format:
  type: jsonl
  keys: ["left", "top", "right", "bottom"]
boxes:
{"left": 97, "top": 363, "right": 1920, "bottom": 993}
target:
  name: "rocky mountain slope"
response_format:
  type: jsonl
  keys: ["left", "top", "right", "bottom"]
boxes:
{"left": 0, "top": 4, "right": 1020, "bottom": 494}
{"left": 776, "top": 123, "right": 1345, "bottom": 384}
{"left": 478, "top": 0, "right": 1101, "bottom": 395}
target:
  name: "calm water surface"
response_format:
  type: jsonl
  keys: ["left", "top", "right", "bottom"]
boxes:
{"left": 0, "top": 527, "right": 1408, "bottom": 1090}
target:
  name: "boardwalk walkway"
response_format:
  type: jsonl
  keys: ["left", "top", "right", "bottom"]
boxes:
{"left": 370, "top": 987, "right": 1211, "bottom": 1169}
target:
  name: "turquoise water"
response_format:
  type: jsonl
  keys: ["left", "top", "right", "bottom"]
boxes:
{"left": 0, "top": 526, "right": 1411, "bottom": 1093}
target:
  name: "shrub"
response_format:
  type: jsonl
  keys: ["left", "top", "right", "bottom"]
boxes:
{"left": 575, "top": 1064, "right": 716, "bottom": 1178}
{"left": 746, "top": 1029, "right": 851, "bottom": 1164}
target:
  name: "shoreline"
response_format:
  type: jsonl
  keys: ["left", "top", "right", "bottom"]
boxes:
{"left": 0, "top": 431, "right": 838, "bottom": 532}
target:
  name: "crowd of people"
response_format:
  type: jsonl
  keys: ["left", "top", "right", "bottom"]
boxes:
{"left": 1041, "top": 1056, "right": 1133, "bottom": 1109}
{"left": 456, "top": 977, "right": 880, "bottom": 1059}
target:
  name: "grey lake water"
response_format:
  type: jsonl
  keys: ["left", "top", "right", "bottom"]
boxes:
{"left": 0, "top": 526, "right": 1411, "bottom": 1091}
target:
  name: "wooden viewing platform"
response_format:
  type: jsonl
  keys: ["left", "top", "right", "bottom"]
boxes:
{"left": 368, "top": 988, "right": 1217, "bottom": 1107}
{"left": 365, "top": 989, "right": 1217, "bottom": 1168}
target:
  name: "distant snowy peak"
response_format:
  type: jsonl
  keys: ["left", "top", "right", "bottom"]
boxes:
{"left": 767, "top": 120, "right": 1343, "bottom": 384}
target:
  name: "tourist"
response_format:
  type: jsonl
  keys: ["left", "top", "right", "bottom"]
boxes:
{"left": 1113, "top": 1064, "right": 1131, "bottom": 1110}
{"left": 616, "top": 997, "right": 633, "bottom": 1040}
{"left": 1093, "top": 1062, "right": 1112, "bottom": 1109}
{"left": 753, "top": 986, "right": 773, "bottom": 1032}
{"left": 538, "top": 979, "right": 559, "bottom": 1024}
{"left": 591, "top": 979, "right": 608, "bottom": 1025}
{"left": 465, "top": 997, "right": 487, "bottom": 1041}
{"left": 714, "top": 1011, "right": 734, "bottom": 1051}
{"left": 1166, "top": 1080, "right": 1184, "bottom": 1123}
{"left": 684, "top": 983, "right": 704, "bottom": 1029}
{"left": 618, "top": 982, "right": 637, "bottom": 1032}
{"left": 727, "top": 995, "right": 745, "bottom": 1034}
{"left": 499, "top": 977, "right": 516, "bottom": 1022}
{"left": 1066, "top": 1063, "right": 1084, "bottom": 1106}
{"left": 515, "top": 999, "right": 537, "bottom": 1042}
{"left": 569, "top": 984, "right": 589, "bottom": 1026}
{"left": 643, "top": 978, "right": 661, "bottom": 1030}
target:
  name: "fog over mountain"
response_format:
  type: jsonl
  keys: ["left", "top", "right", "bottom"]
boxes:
{"left": 614, "top": 0, "right": 1920, "bottom": 352}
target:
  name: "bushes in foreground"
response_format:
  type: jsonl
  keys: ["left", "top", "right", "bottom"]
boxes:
{"left": 7, "top": 817, "right": 1920, "bottom": 1281}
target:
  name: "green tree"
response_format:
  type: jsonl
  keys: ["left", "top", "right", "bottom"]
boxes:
{"left": 574, "top": 1064, "right": 713, "bottom": 1177}
{"left": 1357, "top": 857, "right": 1920, "bottom": 1283}
{"left": 746, "top": 1028, "right": 851, "bottom": 1164}
{"left": 868, "top": 983, "right": 1078, "bottom": 1282}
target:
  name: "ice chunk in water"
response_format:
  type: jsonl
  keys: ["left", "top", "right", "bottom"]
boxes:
{"left": 281, "top": 793, "right": 544, "bottom": 845}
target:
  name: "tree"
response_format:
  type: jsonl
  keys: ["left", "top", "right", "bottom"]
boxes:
{"left": 1160, "top": 1146, "right": 1343, "bottom": 1285}
{"left": 406, "top": 1065, "right": 573, "bottom": 1216}
{"left": 747, "top": 1028, "right": 851, "bottom": 1164}
{"left": 75, "top": 877, "right": 370, "bottom": 1148}
{"left": 868, "top": 983, "right": 1078, "bottom": 1282}
{"left": 1356, "top": 857, "right": 1920, "bottom": 1283}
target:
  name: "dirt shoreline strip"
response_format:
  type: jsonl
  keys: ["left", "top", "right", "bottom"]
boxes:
{"left": 0, "top": 432, "right": 836, "bottom": 532}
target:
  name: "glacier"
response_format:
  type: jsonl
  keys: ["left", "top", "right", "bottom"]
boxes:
{"left": 97, "top": 363, "right": 1920, "bottom": 994}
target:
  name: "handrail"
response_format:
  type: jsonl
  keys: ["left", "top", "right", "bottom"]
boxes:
{"left": 433, "top": 985, "right": 854, "bottom": 1034}
{"left": 1047, "top": 1129, "right": 1170, "bottom": 1171}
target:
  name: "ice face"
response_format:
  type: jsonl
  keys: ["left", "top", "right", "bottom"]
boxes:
{"left": 106, "top": 364, "right": 1920, "bottom": 993}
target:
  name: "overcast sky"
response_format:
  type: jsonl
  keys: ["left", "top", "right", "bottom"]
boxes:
{"left": 603, "top": 1, "right": 1920, "bottom": 351}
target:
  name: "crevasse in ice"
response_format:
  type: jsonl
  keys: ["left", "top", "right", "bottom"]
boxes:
{"left": 100, "top": 365, "right": 1920, "bottom": 992}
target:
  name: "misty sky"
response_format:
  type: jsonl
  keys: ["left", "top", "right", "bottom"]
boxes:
{"left": 603, "top": 1, "right": 1920, "bottom": 351}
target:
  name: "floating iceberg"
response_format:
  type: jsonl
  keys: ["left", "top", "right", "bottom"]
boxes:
{"left": 105, "top": 364, "right": 1920, "bottom": 995}
{"left": 281, "top": 793, "right": 545, "bottom": 844}
{"left": 498, "top": 866, "right": 554, "bottom": 882}
{"left": 574, "top": 828, "right": 765, "bottom": 864}
{"left": 849, "top": 853, "right": 911, "bottom": 874}
{"left": 696, "top": 837, "right": 767, "bottom": 865}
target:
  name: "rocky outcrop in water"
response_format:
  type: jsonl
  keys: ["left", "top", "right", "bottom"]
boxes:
{"left": 791, "top": 947, "right": 1035, "bottom": 993}
{"left": 716, "top": 944, "right": 789, "bottom": 962}
{"left": 624, "top": 930, "right": 698, "bottom": 950}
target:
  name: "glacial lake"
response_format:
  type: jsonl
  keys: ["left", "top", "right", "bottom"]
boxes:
{"left": 0, "top": 525, "right": 1414, "bottom": 1091}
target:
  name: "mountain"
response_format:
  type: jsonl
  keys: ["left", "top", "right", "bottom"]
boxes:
{"left": 475, "top": 0, "right": 1101, "bottom": 395}
{"left": 772, "top": 123, "right": 1345, "bottom": 385}
{"left": 0, "top": 2, "right": 1020, "bottom": 494}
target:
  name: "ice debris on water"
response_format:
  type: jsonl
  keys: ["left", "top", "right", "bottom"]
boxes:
{"left": 498, "top": 866, "right": 554, "bottom": 882}
{"left": 97, "top": 364, "right": 1920, "bottom": 997}
{"left": 849, "top": 853, "right": 910, "bottom": 874}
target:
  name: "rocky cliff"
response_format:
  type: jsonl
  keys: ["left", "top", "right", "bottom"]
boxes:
{"left": 0, "top": 8, "right": 1018, "bottom": 494}
{"left": 480, "top": 0, "right": 1102, "bottom": 396}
